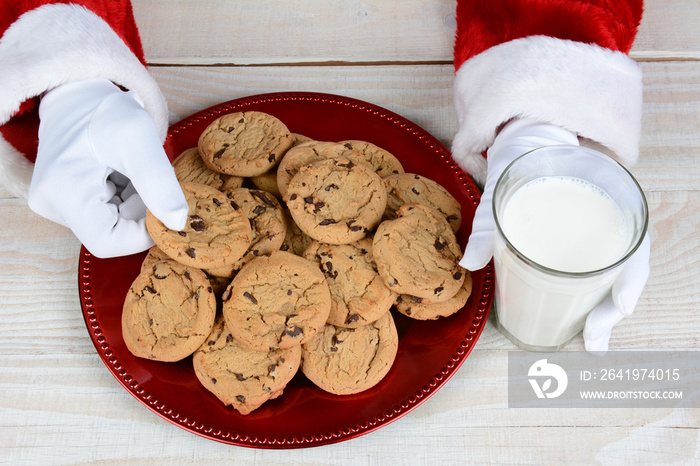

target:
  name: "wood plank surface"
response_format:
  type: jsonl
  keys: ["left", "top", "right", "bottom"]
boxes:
{"left": 132, "top": 0, "right": 700, "bottom": 64}
{"left": 2, "top": 0, "right": 700, "bottom": 464}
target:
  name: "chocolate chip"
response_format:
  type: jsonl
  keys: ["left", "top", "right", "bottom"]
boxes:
{"left": 411, "top": 187, "right": 420, "bottom": 195}
{"left": 184, "top": 271, "right": 191, "bottom": 279}
{"left": 283, "top": 326, "right": 303, "bottom": 337}
{"left": 304, "top": 196, "right": 314, "bottom": 204}
{"left": 252, "top": 205, "right": 266, "bottom": 215}
{"left": 214, "top": 148, "right": 225, "bottom": 159}
{"left": 226, "top": 334, "right": 233, "bottom": 343}
{"left": 268, "top": 153, "right": 275, "bottom": 162}
{"left": 178, "top": 231, "right": 187, "bottom": 237}
{"left": 243, "top": 291, "right": 257, "bottom": 304}
{"left": 330, "top": 346, "right": 338, "bottom": 352}
{"left": 338, "top": 160, "right": 354, "bottom": 169}
{"left": 212, "top": 378, "right": 217, "bottom": 384}
{"left": 149, "top": 319, "right": 154, "bottom": 325}
{"left": 343, "top": 143, "right": 353, "bottom": 149}
{"left": 193, "top": 290, "right": 200, "bottom": 300}
{"left": 405, "top": 308, "right": 412, "bottom": 315}
{"left": 236, "top": 395, "right": 246, "bottom": 403}
{"left": 230, "top": 200, "right": 240, "bottom": 210}
{"left": 434, "top": 286, "right": 444, "bottom": 294}
{"left": 289, "top": 193, "right": 298, "bottom": 201}
{"left": 189, "top": 215, "right": 205, "bottom": 231}
{"left": 396, "top": 296, "right": 403, "bottom": 303}
{"left": 186, "top": 248, "right": 196, "bottom": 258}
{"left": 252, "top": 190, "right": 276, "bottom": 206}
{"left": 319, "top": 219, "right": 336, "bottom": 225}
{"left": 208, "top": 340, "right": 215, "bottom": 346}
{"left": 207, "top": 286, "right": 213, "bottom": 293}
{"left": 236, "top": 373, "right": 245, "bottom": 381}
{"left": 347, "top": 219, "right": 362, "bottom": 231}
{"left": 345, "top": 314, "right": 360, "bottom": 324}
{"left": 412, "top": 296, "right": 423, "bottom": 303}
{"left": 414, "top": 175, "right": 421, "bottom": 180}
{"left": 313, "top": 201, "right": 324, "bottom": 213}
{"left": 434, "top": 239, "right": 447, "bottom": 251}
{"left": 325, "top": 184, "right": 339, "bottom": 191}
{"left": 142, "top": 286, "right": 156, "bottom": 294}
{"left": 446, "top": 215, "right": 459, "bottom": 222}
{"left": 213, "top": 198, "right": 221, "bottom": 206}
{"left": 360, "top": 248, "right": 368, "bottom": 255}
{"left": 287, "top": 289, "right": 292, "bottom": 295}
{"left": 248, "top": 218, "right": 255, "bottom": 229}
{"left": 454, "top": 272, "right": 463, "bottom": 280}
{"left": 153, "top": 272, "right": 167, "bottom": 280}
{"left": 268, "top": 364, "right": 277, "bottom": 373}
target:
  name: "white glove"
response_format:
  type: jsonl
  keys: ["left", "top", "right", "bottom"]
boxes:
{"left": 460, "top": 118, "right": 580, "bottom": 270}
{"left": 28, "top": 78, "right": 188, "bottom": 258}
{"left": 459, "top": 118, "right": 650, "bottom": 351}
{"left": 583, "top": 233, "right": 651, "bottom": 351}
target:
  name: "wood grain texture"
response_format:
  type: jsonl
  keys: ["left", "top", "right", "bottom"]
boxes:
{"left": 131, "top": 0, "right": 700, "bottom": 64}
{"left": 2, "top": 0, "right": 700, "bottom": 463}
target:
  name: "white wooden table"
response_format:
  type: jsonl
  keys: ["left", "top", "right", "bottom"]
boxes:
{"left": 2, "top": 1, "right": 699, "bottom": 464}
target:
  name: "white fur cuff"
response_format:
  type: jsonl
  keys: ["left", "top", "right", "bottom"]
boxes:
{"left": 451, "top": 35, "right": 643, "bottom": 186}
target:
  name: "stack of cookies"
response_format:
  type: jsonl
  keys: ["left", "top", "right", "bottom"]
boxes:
{"left": 121, "top": 110, "right": 471, "bottom": 415}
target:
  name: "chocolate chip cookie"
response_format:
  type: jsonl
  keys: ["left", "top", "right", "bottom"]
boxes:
{"left": 383, "top": 173, "right": 462, "bottom": 233}
{"left": 222, "top": 187, "right": 287, "bottom": 271}
{"left": 222, "top": 250, "right": 331, "bottom": 351}
{"left": 193, "top": 316, "right": 301, "bottom": 415}
{"left": 395, "top": 269, "right": 472, "bottom": 320}
{"left": 373, "top": 203, "right": 466, "bottom": 303}
{"left": 250, "top": 170, "right": 281, "bottom": 199}
{"left": 122, "top": 259, "right": 216, "bottom": 362}
{"left": 337, "top": 140, "right": 404, "bottom": 178}
{"left": 300, "top": 311, "right": 398, "bottom": 395}
{"left": 286, "top": 157, "right": 387, "bottom": 245}
{"left": 198, "top": 111, "right": 293, "bottom": 177}
{"left": 280, "top": 208, "right": 314, "bottom": 256}
{"left": 303, "top": 238, "right": 395, "bottom": 328}
{"left": 172, "top": 147, "right": 243, "bottom": 191}
{"left": 276, "top": 141, "right": 363, "bottom": 199}
{"left": 146, "top": 182, "right": 253, "bottom": 270}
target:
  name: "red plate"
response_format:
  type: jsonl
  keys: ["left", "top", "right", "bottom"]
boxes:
{"left": 79, "top": 92, "right": 494, "bottom": 448}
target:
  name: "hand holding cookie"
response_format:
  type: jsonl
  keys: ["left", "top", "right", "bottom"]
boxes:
{"left": 29, "top": 78, "right": 189, "bottom": 258}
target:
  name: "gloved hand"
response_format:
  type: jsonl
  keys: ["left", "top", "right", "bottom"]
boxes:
{"left": 28, "top": 78, "right": 188, "bottom": 258}
{"left": 460, "top": 118, "right": 580, "bottom": 270}
{"left": 459, "top": 118, "right": 650, "bottom": 351}
{"left": 583, "top": 233, "right": 650, "bottom": 351}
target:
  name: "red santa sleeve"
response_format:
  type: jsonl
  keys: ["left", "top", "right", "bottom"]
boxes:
{"left": 451, "top": 0, "right": 644, "bottom": 186}
{"left": 0, "top": 1, "right": 168, "bottom": 198}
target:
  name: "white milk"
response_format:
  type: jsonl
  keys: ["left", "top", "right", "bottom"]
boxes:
{"left": 494, "top": 176, "right": 633, "bottom": 350}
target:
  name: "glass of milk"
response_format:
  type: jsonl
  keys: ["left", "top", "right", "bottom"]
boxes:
{"left": 492, "top": 145, "right": 648, "bottom": 351}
